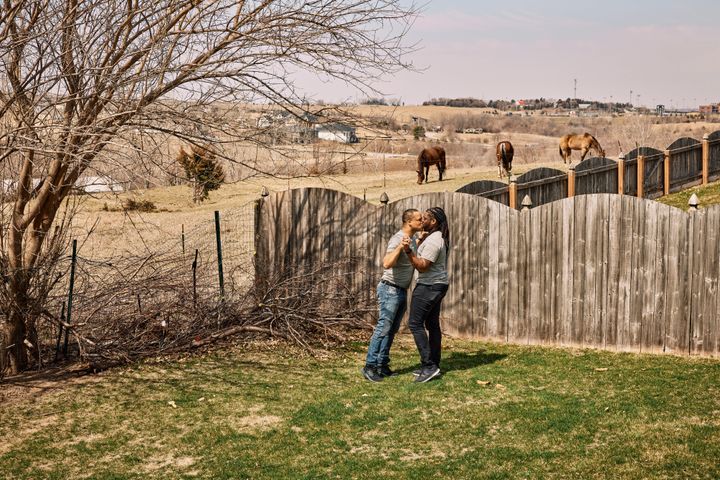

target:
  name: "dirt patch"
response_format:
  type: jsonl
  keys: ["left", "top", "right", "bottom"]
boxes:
{"left": 230, "top": 414, "right": 283, "bottom": 432}
{"left": 140, "top": 454, "right": 197, "bottom": 473}
{"left": 1, "top": 365, "right": 105, "bottom": 406}
{"left": 0, "top": 413, "right": 60, "bottom": 456}
{"left": 398, "top": 448, "right": 447, "bottom": 462}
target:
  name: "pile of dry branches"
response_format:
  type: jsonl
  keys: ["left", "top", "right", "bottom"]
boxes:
{"left": 35, "top": 253, "right": 374, "bottom": 371}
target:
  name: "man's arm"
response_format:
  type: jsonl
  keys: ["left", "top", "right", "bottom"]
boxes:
{"left": 404, "top": 248, "right": 433, "bottom": 273}
{"left": 383, "top": 236, "right": 411, "bottom": 269}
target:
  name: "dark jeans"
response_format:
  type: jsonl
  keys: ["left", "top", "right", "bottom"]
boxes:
{"left": 408, "top": 283, "right": 449, "bottom": 369}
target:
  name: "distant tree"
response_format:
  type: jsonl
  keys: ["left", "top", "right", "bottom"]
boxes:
{"left": 413, "top": 126, "right": 426, "bottom": 140}
{"left": 177, "top": 146, "right": 225, "bottom": 203}
{"left": 361, "top": 98, "right": 388, "bottom": 106}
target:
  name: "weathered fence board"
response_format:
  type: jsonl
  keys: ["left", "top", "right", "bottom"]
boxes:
{"left": 575, "top": 157, "right": 619, "bottom": 195}
{"left": 626, "top": 147, "right": 664, "bottom": 198}
{"left": 456, "top": 180, "right": 509, "bottom": 205}
{"left": 257, "top": 189, "right": 720, "bottom": 357}
{"left": 517, "top": 168, "right": 567, "bottom": 208}
{"left": 622, "top": 157, "right": 639, "bottom": 196}
{"left": 668, "top": 138, "right": 703, "bottom": 192}
{"left": 708, "top": 130, "right": 720, "bottom": 180}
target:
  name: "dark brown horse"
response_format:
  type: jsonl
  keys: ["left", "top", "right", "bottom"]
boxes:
{"left": 417, "top": 146, "right": 446, "bottom": 184}
{"left": 559, "top": 133, "right": 605, "bottom": 164}
{"left": 496, "top": 141, "right": 514, "bottom": 179}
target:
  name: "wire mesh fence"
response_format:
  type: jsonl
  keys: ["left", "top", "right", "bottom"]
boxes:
{"left": 36, "top": 201, "right": 258, "bottom": 366}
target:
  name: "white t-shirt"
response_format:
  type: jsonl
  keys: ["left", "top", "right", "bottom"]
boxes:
{"left": 416, "top": 231, "right": 448, "bottom": 285}
{"left": 381, "top": 230, "right": 417, "bottom": 289}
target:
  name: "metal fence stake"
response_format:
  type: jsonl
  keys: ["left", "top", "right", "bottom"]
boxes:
{"left": 215, "top": 211, "right": 225, "bottom": 299}
{"left": 63, "top": 239, "right": 77, "bottom": 356}
{"left": 192, "top": 249, "right": 199, "bottom": 307}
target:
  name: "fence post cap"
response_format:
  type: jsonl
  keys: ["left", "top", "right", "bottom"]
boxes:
{"left": 509, "top": 175, "right": 517, "bottom": 184}
{"left": 568, "top": 164, "right": 576, "bottom": 171}
{"left": 521, "top": 195, "right": 532, "bottom": 210}
{"left": 688, "top": 193, "right": 699, "bottom": 210}
{"left": 380, "top": 192, "right": 389, "bottom": 205}
{"left": 703, "top": 133, "right": 710, "bottom": 140}
{"left": 260, "top": 186, "right": 269, "bottom": 197}
{"left": 618, "top": 153, "right": 625, "bottom": 160}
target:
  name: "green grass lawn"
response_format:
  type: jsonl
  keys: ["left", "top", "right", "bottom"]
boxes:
{"left": 2, "top": 337, "right": 720, "bottom": 479}
{"left": 658, "top": 179, "right": 720, "bottom": 210}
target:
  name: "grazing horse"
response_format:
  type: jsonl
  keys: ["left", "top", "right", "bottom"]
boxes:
{"left": 416, "top": 146, "right": 446, "bottom": 184}
{"left": 559, "top": 133, "right": 605, "bottom": 164}
{"left": 496, "top": 141, "right": 514, "bottom": 179}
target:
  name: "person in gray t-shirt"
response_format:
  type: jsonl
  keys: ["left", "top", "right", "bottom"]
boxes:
{"left": 404, "top": 207, "right": 450, "bottom": 383}
{"left": 362, "top": 208, "right": 423, "bottom": 382}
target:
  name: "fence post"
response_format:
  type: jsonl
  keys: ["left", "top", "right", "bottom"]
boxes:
{"left": 617, "top": 154, "right": 625, "bottom": 195}
{"left": 521, "top": 195, "right": 532, "bottom": 211}
{"left": 214, "top": 211, "right": 225, "bottom": 299}
{"left": 181, "top": 224, "right": 185, "bottom": 258}
{"left": 637, "top": 154, "right": 645, "bottom": 198}
{"left": 567, "top": 165, "right": 576, "bottom": 197}
{"left": 54, "top": 301, "right": 66, "bottom": 361}
{"left": 192, "top": 249, "right": 199, "bottom": 307}
{"left": 63, "top": 239, "right": 77, "bottom": 356}
{"left": 702, "top": 134, "right": 710, "bottom": 185}
{"left": 663, "top": 149, "right": 671, "bottom": 195}
{"left": 509, "top": 176, "right": 517, "bottom": 209}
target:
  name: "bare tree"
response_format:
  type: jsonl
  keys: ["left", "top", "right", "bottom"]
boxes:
{"left": 0, "top": 0, "right": 418, "bottom": 374}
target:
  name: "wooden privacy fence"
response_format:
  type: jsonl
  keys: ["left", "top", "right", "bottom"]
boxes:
{"left": 459, "top": 130, "right": 720, "bottom": 208}
{"left": 256, "top": 188, "right": 720, "bottom": 357}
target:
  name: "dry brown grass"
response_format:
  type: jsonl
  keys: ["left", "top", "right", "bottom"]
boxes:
{"left": 64, "top": 109, "right": 720, "bottom": 261}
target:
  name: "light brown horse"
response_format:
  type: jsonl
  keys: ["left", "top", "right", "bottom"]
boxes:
{"left": 496, "top": 141, "right": 514, "bottom": 179}
{"left": 559, "top": 133, "right": 605, "bottom": 164}
{"left": 416, "top": 146, "right": 446, "bottom": 184}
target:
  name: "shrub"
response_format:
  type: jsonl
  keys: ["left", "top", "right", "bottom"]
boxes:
{"left": 122, "top": 199, "right": 157, "bottom": 212}
{"left": 176, "top": 145, "right": 225, "bottom": 203}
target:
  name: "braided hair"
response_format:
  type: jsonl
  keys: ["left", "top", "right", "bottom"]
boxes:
{"left": 426, "top": 207, "right": 450, "bottom": 252}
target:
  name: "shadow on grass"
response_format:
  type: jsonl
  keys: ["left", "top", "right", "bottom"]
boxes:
{"left": 396, "top": 349, "right": 506, "bottom": 374}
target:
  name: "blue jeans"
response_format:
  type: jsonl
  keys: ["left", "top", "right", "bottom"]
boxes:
{"left": 365, "top": 282, "right": 407, "bottom": 367}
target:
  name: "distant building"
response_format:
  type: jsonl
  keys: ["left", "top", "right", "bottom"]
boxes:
{"left": 316, "top": 123, "right": 358, "bottom": 143}
{"left": 699, "top": 104, "right": 720, "bottom": 114}
{"left": 77, "top": 175, "right": 124, "bottom": 193}
{"left": 1, "top": 175, "right": 123, "bottom": 195}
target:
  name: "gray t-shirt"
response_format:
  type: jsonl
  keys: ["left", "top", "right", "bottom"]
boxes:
{"left": 381, "top": 230, "right": 417, "bottom": 289}
{"left": 416, "top": 231, "right": 448, "bottom": 285}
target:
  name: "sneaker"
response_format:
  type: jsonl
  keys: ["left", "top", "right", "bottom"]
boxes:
{"left": 362, "top": 366, "right": 384, "bottom": 383}
{"left": 414, "top": 366, "right": 441, "bottom": 383}
{"left": 378, "top": 366, "right": 399, "bottom": 377}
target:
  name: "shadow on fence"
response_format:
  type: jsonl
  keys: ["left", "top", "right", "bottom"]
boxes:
{"left": 256, "top": 187, "right": 720, "bottom": 358}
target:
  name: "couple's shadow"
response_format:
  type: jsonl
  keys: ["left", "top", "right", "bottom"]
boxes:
{"left": 396, "top": 349, "right": 506, "bottom": 375}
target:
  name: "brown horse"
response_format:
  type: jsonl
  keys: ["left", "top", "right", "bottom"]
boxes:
{"left": 559, "top": 133, "right": 605, "bottom": 164}
{"left": 416, "top": 146, "right": 446, "bottom": 184}
{"left": 496, "top": 141, "right": 514, "bottom": 179}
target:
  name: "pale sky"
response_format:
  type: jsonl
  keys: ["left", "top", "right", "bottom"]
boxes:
{"left": 299, "top": 0, "right": 720, "bottom": 108}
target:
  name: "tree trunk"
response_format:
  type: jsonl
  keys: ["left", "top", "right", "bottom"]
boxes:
{"left": 193, "top": 182, "right": 203, "bottom": 204}
{"left": 2, "top": 307, "right": 28, "bottom": 375}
